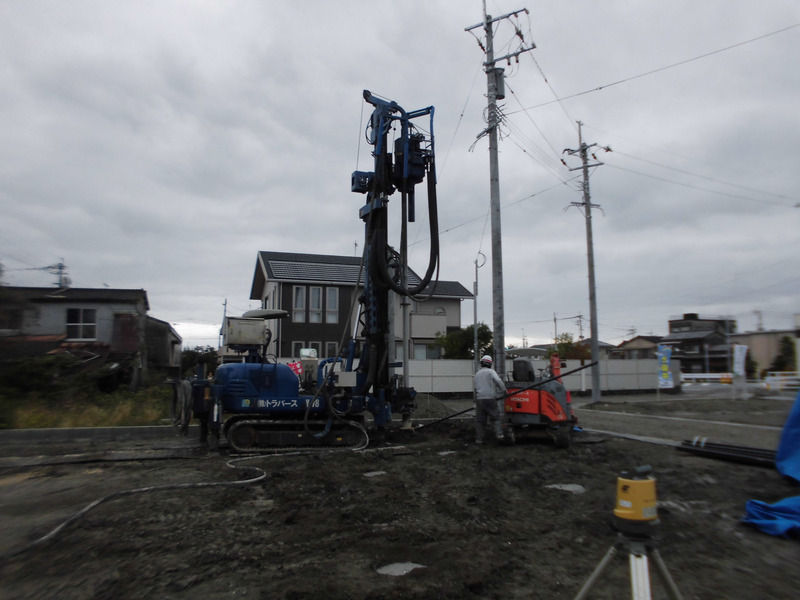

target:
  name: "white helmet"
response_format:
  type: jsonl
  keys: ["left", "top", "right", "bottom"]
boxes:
{"left": 480, "top": 355, "right": 493, "bottom": 367}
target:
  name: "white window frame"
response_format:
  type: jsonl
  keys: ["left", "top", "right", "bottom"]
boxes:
{"left": 309, "top": 341, "right": 322, "bottom": 359}
{"left": 292, "top": 286, "right": 306, "bottom": 322}
{"left": 309, "top": 286, "right": 322, "bottom": 323}
{"left": 66, "top": 308, "right": 97, "bottom": 341}
{"left": 292, "top": 341, "right": 304, "bottom": 358}
{"left": 325, "top": 341, "right": 338, "bottom": 358}
{"left": 326, "top": 287, "right": 339, "bottom": 324}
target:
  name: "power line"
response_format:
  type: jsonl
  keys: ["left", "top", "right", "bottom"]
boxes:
{"left": 409, "top": 179, "right": 577, "bottom": 247}
{"left": 606, "top": 148, "right": 796, "bottom": 203}
{"left": 604, "top": 162, "right": 797, "bottom": 208}
{"left": 526, "top": 52, "right": 576, "bottom": 129}
{"left": 508, "top": 23, "right": 800, "bottom": 114}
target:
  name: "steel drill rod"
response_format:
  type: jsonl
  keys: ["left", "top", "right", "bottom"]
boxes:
{"left": 417, "top": 361, "right": 597, "bottom": 430}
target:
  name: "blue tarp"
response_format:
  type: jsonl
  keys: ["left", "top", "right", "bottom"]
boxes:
{"left": 776, "top": 389, "right": 800, "bottom": 483}
{"left": 742, "top": 390, "right": 800, "bottom": 538}
{"left": 744, "top": 496, "right": 800, "bottom": 538}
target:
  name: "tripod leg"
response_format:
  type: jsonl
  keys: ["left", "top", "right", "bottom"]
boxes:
{"left": 629, "top": 553, "right": 652, "bottom": 600}
{"left": 573, "top": 545, "right": 618, "bottom": 600}
{"left": 651, "top": 549, "right": 684, "bottom": 600}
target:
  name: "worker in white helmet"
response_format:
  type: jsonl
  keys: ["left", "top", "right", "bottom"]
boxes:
{"left": 473, "top": 355, "right": 506, "bottom": 444}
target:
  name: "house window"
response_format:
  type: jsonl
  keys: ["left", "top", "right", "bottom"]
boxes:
{"left": 309, "top": 341, "right": 322, "bottom": 358}
{"left": 325, "top": 341, "right": 338, "bottom": 358}
{"left": 66, "top": 308, "right": 97, "bottom": 340}
{"left": 326, "top": 288, "right": 339, "bottom": 324}
{"left": 292, "top": 341, "right": 304, "bottom": 358}
{"left": 293, "top": 286, "right": 306, "bottom": 322}
{"left": 309, "top": 287, "right": 322, "bottom": 323}
{"left": 427, "top": 345, "right": 442, "bottom": 359}
{"left": 413, "top": 343, "right": 441, "bottom": 360}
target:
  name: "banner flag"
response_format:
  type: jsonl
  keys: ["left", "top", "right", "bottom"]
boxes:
{"left": 656, "top": 344, "right": 674, "bottom": 389}
{"left": 733, "top": 344, "right": 748, "bottom": 377}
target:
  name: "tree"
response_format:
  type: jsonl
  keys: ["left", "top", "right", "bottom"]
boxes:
{"left": 435, "top": 323, "right": 493, "bottom": 360}
{"left": 767, "top": 336, "right": 797, "bottom": 372}
{"left": 181, "top": 346, "right": 220, "bottom": 378}
{"left": 548, "top": 332, "right": 591, "bottom": 361}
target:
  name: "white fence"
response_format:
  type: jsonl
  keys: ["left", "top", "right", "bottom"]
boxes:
{"left": 764, "top": 371, "right": 800, "bottom": 393}
{"left": 405, "top": 358, "right": 681, "bottom": 396}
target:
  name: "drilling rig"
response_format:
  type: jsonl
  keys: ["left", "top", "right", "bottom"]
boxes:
{"left": 207, "top": 90, "right": 439, "bottom": 451}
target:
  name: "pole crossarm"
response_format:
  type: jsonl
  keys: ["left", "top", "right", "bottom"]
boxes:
{"left": 465, "top": 8, "right": 529, "bottom": 32}
{"left": 484, "top": 45, "right": 536, "bottom": 68}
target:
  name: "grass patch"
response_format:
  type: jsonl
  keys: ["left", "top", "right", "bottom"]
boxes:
{"left": 0, "top": 354, "right": 175, "bottom": 429}
{"left": 1, "top": 384, "right": 171, "bottom": 429}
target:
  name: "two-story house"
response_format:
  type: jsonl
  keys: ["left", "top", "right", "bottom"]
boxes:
{"left": 659, "top": 313, "right": 735, "bottom": 373}
{"left": 248, "top": 251, "right": 472, "bottom": 360}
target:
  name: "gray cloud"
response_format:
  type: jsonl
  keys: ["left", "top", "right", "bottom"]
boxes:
{"left": 1, "top": 1, "right": 797, "bottom": 348}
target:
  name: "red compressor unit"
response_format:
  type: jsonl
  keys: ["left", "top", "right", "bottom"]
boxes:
{"left": 504, "top": 354, "right": 577, "bottom": 448}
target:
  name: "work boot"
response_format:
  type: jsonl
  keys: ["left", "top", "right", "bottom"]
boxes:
{"left": 494, "top": 422, "right": 504, "bottom": 441}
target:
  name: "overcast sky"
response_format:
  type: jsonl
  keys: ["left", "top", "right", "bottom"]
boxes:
{"left": 1, "top": 1, "right": 798, "bottom": 349}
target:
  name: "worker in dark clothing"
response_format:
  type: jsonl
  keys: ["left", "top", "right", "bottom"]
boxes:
{"left": 191, "top": 375, "right": 215, "bottom": 446}
{"left": 473, "top": 355, "right": 506, "bottom": 445}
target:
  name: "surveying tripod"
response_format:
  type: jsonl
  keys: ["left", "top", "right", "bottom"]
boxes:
{"left": 573, "top": 532, "right": 683, "bottom": 600}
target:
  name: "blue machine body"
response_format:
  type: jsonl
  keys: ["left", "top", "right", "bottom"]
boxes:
{"left": 213, "top": 362, "right": 314, "bottom": 415}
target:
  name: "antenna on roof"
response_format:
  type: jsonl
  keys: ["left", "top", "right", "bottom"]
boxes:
{"left": 19, "top": 259, "right": 70, "bottom": 287}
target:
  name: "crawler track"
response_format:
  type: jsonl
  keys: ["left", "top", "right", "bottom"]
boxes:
{"left": 224, "top": 417, "right": 367, "bottom": 452}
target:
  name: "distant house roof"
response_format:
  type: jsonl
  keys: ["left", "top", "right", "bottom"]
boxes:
{"left": 251, "top": 251, "right": 472, "bottom": 299}
{"left": 660, "top": 330, "right": 719, "bottom": 343}
{"left": 617, "top": 335, "right": 663, "bottom": 348}
{"left": 2, "top": 287, "right": 149, "bottom": 310}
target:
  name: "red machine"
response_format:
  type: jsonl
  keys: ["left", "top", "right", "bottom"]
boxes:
{"left": 504, "top": 354, "right": 577, "bottom": 447}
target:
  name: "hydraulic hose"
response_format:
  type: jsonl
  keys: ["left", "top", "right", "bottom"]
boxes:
{"left": 375, "top": 160, "right": 440, "bottom": 297}
{"left": 0, "top": 454, "right": 268, "bottom": 562}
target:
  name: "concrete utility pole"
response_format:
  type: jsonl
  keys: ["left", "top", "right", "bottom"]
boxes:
{"left": 473, "top": 252, "right": 486, "bottom": 372}
{"left": 565, "top": 122, "right": 602, "bottom": 403}
{"left": 466, "top": 2, "right": 535, "bottom": 380}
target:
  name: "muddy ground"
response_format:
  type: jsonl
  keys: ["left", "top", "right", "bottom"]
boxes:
{"left": 1, "top": 393, "right": 799, "bottom": 599}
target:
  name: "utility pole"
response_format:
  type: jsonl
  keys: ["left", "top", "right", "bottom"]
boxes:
{"left": 220, "top": 298, "right": 228, "bottom": 348}
{"left": 473, "top": 252, "right": 486, "bottom": 372}
{"left": 564, "top": 122, "right": 602, "bottom": 403}
{"left": 553, "top": 312, "right": 558, "bottom": 343}
{"left": 466, "top": 2, "right": 535, "bottom": 380}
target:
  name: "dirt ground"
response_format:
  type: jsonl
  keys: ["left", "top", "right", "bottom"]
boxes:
{"left": 1, "top": 392, "right": 800, "bottom": 600}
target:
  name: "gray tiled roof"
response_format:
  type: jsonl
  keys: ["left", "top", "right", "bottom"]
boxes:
{"left": 2, "top": 286, "right": 149, "bottom": 309}
{"left": 256, "top": 251, "right": 471, "bottom": 298}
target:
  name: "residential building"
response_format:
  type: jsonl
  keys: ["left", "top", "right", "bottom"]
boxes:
{"left": 609, "top": 335, "right": 663, "bottom": 360}
{"left": 731, "top": 325, "right": 800, "bottom": 375}
{"left": 659, "top": 313, "right": 736, "bottom": 373}
{"left": 0, "top": 286, "right": 181, "bottom": 379}
{"left": 248, "top": 251, "right": 472, "bottom": 360}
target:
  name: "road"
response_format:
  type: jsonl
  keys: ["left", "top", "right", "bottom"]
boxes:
{"left": 442, "top": 387, "right": 795, "bottom": 450}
